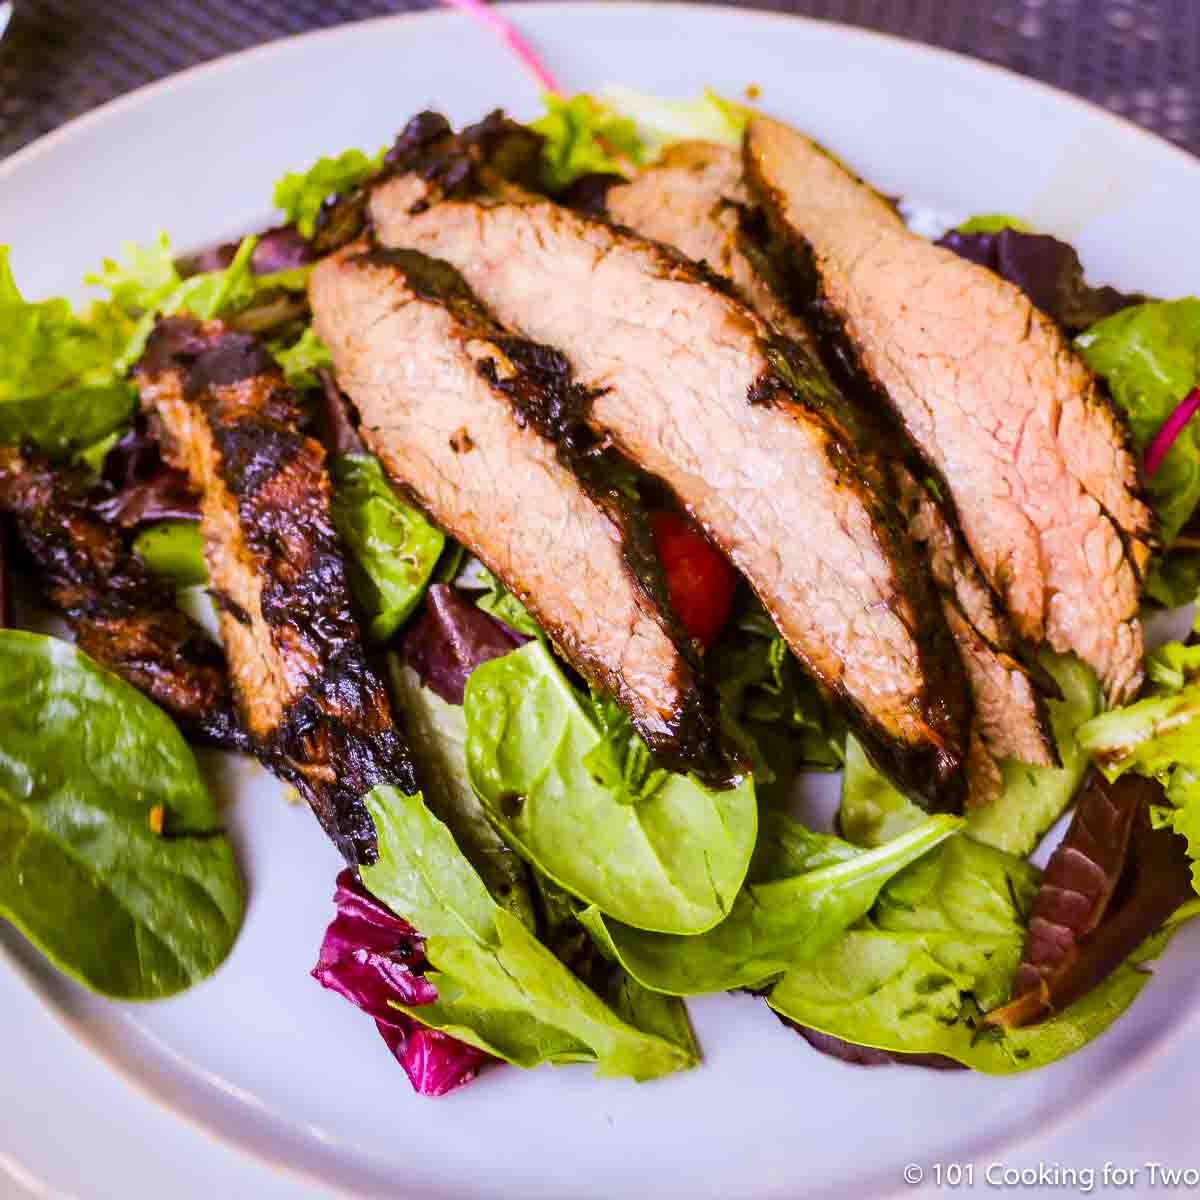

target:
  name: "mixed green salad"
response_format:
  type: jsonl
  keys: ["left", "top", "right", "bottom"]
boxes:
{"left": 2, "top": 87, "right": 1200, "bottom": 1097}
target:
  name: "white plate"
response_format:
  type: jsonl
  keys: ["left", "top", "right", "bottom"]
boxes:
{"left": 2, "top": 6, "right": 1200, "bottom": 1199}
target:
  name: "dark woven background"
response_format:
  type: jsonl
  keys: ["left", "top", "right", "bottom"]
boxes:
{"left": 0, "top": 0, "right": 1197, "bottom": 159}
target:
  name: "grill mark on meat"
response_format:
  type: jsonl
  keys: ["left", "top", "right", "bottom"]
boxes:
{"left": 368, "top": 117, "right": 974, "bottom": 811}
{"left": 311, "top": 243, "right": 728, "bottom": 779}
{"left": 0, "top": 444, "right": 248, "bottom": 752}
{"left": 136, "top": 317, "right": 420, "bottom": 863}
{"left": 608, "top": 142, "right": 1057, "bottom": 789}
{"left": 744, "top": 116, "right": 1154, "bottom": 705}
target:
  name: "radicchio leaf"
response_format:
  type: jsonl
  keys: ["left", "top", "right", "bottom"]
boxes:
{"left": 93, "top": 422, "right": 199, "bottom": 528}
{"left": 0, "top": 522, "right": 10, "bottom": 628}
{"left": 402, "top": 583, "right": 528, "bottom": 704}
{"left": 985, "top": 772, "right": 1194, "bottom": 1028}
{"left": 313, "top": 868, "right": 489, "bottom": 1097}
{"left": 937, "top": 228, "right": 1143, "bottom": 334}
{"left": 789, "top": 1023, "right": 964, "bottom": 1071}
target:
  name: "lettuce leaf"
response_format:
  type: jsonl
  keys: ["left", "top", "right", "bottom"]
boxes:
{"left": 329, "top": 453, "right": 445, "bottom": 642}
{"left": 580, "top": 810, "right": 960, "bottom": 996}
{"left": 463, "top": 639, "right": 757, "bottom": 935}
{"left": 273, "top": 147, "right": 385, "bottom": 238}
{"left": 767, "top": 835, "right": 1169, "bottom": 1072}
{"left": 531, "top": 93, "right": 644, "bottom": 191}
{"left": 1075, "top": 299, "right": 1200, "bottom": 543}
{"left": 599, "top": 86, "right": 750, "bottom": 158}
{"left": 840, "top": 652, "right": 1099, "bottom": 857}
{"left": 273, "top": 326, "right": 332, "bottom": 389}
{"left": 360, "top": 786, "right": 696, "bottom": 1079}
{"left": 0, "top": 247, "right": 135, "bottom": 455}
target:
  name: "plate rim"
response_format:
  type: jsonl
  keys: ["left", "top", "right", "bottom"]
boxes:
{"left": 2, "top": 5, "right": 1199, "bottom": 1197}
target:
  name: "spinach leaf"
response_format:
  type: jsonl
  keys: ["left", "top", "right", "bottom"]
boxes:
{"left": 387, "top": 659, "right": 535, "bottom": 929}
{"left": 0, "top": 247, "right": 135, "bottom": 456}
{"left": 133, "top": 520, "right": 207, "bottom": 588}
{"left": 839, "top": 652, "right": 1099, "bottom": 857}
{"left": 330, "top": 453, "right": 445, "bottom": 642}
{"left": 360, "top": 787, "right": 696, "bottom": 1079}
{"left": 463, "top": 640, "right": 757, "bottom": 935}
{"left": 1075, "top": 299, "right": 1200, "bottom": 543}
{"left": 579, "top": 810, "right": 960, "bottom": 996}
{"left": 0, "top": 631, "right": 244, "bottom": 999}
{"left": 273, "top": 147, "right": 385, "bottom": 238}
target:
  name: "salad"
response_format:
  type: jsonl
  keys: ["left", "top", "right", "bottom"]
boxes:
{"left": 1, "top": 80, "right": 1199, "bottom": 1104}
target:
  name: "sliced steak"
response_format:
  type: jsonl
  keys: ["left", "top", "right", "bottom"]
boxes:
{"left": 0, "top": 444, "right": 247, "bottom": 752}
{"left": 369, "top": 125, "right": 972, "bottom": 811}
{"left": 310, "top": 244, "right": 724, "bottom": 778}
{"left": 609, "top": 142, "right": 1056, "bottom": 787}
{"left": 136, "top": 317, "right": 419, "bottom": 863}
{"left": 745, "top": 115, "right": 1155, "bottom": 705}
{"left": 607, "top": 142, "right": 813, "bottom": 350}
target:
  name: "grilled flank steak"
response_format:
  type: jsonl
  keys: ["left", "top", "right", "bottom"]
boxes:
{"left": 609, "top": 142, "right": 1056, "bottom": 798}
{"left": 367, "top": 115, "right": 973, "bottom": 812}
{"left": 744, "top": 115, "right": 1155, "bottom": 706}
{"left": 0, "top": 444, "right": 248, "bottom": 753}
{"left": 136, "top": 317, "right": 419, "bottom": 863}
{"left": 310, "top": 244, "right": 726, "bottom": 779}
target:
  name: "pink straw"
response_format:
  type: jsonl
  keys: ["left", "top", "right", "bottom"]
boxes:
{"left": 1145, "top": 387, "right": 1200, "bottom": 477}
{"left": 439, "top": 0, "right": 562, "bottom": 95}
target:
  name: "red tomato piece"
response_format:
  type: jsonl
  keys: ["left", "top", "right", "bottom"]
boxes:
{"left": 649, "top": 511, "right": 736, "bottom": 649}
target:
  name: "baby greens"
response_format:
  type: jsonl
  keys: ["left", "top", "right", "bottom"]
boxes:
{"left": 360, "top": 786, "right": 696, "bottom": 1079}
{"left": 839, "top": 652, "right": 1099, "bottom": 857}
{"left": 580, "top": 810, "right": 960, "bottom": 996}
{"left": 330, "top": 453, "right": 445, "bottom": 643}
{"left": 767, "top": 836, "right": 1161, "bottom": 1072}
{"left": 464, "top": 640, "right": 757, "bottom": 935}
{"left": 133, "top": 520, "right": 208, "bottom": 587}
{"left": 273, "top": 147, "right": 385, "bottom": 238}
{"left": 0, "top": 631, "right": 244, "bottom": 999}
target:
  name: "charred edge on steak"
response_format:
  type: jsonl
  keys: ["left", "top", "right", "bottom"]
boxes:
{"left": 310, "top": 110, "right": 546, "bottom": 255}
{"left": 351, "top": 244, "right": 731, "bottom": 780}
{"left": 139, "top": 317, "right": 422, "bottom": 864}
{"left": 0, "top": 444, "right": 249, "bottom": 752}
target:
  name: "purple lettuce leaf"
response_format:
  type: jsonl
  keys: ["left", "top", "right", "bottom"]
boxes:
{"left": 401, "top": 583, "right": 529, "bottom": 705}
{"left": 785, "top": 1020, "right": 964, "bottom": 1071}
{"left": 176, "top": 225, "right": 315, "bottom": 279}
{"left": 0, "top": 521, "right": 10, "bottom": 628}
{"left": 936, "top": 228, "right": 1144, "bottom": 334}
{"left": 93, "top": 422, "right": 200, "bottom": 528}
{"left": 313, "top": 868, "right": 490, "bottom": 1097}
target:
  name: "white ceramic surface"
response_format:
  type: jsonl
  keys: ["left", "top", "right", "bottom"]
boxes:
{"left": 2, "top": 7, "right": 1200, "bottom": 1199}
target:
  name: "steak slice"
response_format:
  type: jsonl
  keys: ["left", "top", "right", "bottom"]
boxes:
{"left": 607, "top": 142, "right": 814, "bottom": 351}
{"left": 136, "top": 317, "right": 419, "bottom": 863}
{"left": 744, "top": 115, "right": 1155, "bottom": 705}
{"left": 310, "top": 244, "right": 724, "bottom": 779}
{"left": 609, "top": 143, "right": 1056, "bottom": 788}
{"left": 0, "top": 444, "right": 247, "bottom": 753}
{"left": 369, "top": 127, "right": 973, "bottom": 811}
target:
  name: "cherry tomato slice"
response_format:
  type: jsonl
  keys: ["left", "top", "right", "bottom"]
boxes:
{"left": 650, "top": 510, "right": 736, "bottom": 650}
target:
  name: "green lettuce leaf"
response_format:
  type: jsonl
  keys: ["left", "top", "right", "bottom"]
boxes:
{"left": 1075, "top": 298, "right": 1200, "bottom": 543}
{"left": 386, "top": 659, "right": 535, "bottom": 929}
{"left": 579, "top": 810, "right": 960, "bottom": 996}
{"left": 462, "top": 559, "right": 545, "bottom": 639}
{"left": 599, "top": 86, "right": 750, "bottom": 159}
{"left": 840, "top": 652, "right": 1099, "bottom": 856}
{"left": 0, "top": 631, "right": 244, "bottom": 998}
{"left": 463, "top": 639, "right": 757, "bottom": 935}
{"left": 0, "top": 247, "right": 135, "bottom": 455}
{"left": 273, "top": 147, "right": 385, "bottom": 238}
{"left": 954, "top": 214, "right": 1034, "bottom": 234}
{"left": 85, "top": 232, "right": 182, "bottom": 314}
{"left": 531, "top": 94, "right": 644, "bottom": 191}
{"left": 359, "top": 786, "right": 696, "bottom": 1079}
{"left": 133, "top": 521, "right": 208, "bottom": 588}
{"left": 767, "top": 835, "right": 1165, "bottom": 1072}
{"left": 273, "top": 326, "right": 332, "bottom": 389}
{"left": 329, "top": 453, "right": 445, "bottom": 642}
